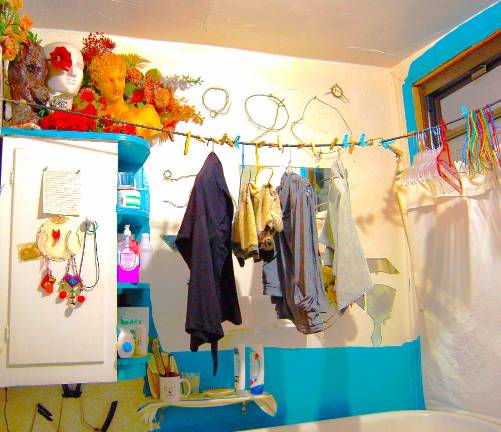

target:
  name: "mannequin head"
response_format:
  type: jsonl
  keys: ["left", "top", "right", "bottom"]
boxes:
{"left": 43, "top": 42, "right": 84, "bottom": 103}
{"left": 89, "top": 52, "right": 126, "bottom": 106}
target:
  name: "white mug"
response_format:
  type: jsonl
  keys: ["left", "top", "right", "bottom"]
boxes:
{"left": 159, "top": 376, "right": 191, "bottom": 403}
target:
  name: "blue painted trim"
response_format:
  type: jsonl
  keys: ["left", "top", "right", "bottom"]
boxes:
{"left": 1, "top": 127, "right": 148, "bottom": 147}
{"left": 402, "top": 2, "right": 501, "bottom": 162}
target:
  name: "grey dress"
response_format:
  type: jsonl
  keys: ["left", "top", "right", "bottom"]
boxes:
{"left": 263, "top": 172, "right": 328, "bottom": 334}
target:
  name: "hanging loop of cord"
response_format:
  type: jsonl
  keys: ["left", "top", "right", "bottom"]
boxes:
{"left": 78, "top": 220, "right": 100, "bottom": 291}
{"left": 244, "top": 94, "right": 290, "bottom": 132}
{"left": 202, "top": 87, "right": 231, "bottom": 118}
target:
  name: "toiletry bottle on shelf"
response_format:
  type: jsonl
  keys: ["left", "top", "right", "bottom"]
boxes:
{"left": 117, "top": 225, "right": 140, "bottom": 283}
{"left": 249, "top": 344, "right": 265, "bottom": 395}
{"left": 233, "top": 344, "right": 246, "bottom": 396}
{"left": 117, "top": 327, "right": 135, "bottom": 358}
{"left": 139, "top": 233, "right": 153, "bottom": 281}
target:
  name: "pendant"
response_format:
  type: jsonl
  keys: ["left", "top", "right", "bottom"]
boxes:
{"left": 40, "top": 271, "right": 56, "bottom": 294}
{"left": 58, "top": 273, "right": 85, "bottom": 307}
{"left": 51, "top": 229, "right": 61, "bottom": 246}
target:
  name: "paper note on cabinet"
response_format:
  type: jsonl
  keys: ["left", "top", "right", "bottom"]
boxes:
{"left": 42, "top": 170, "right": 81, "bottom": 216}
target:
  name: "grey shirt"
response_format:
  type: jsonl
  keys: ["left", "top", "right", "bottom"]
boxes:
{"left": 263, "top": 172, "right": 327, "bottom": 334}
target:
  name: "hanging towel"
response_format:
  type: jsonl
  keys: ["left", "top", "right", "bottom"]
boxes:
{"left": 263, "top": 172, "right": 327, "bottom": 334}
{"left": 232, "top": 182, "right": 283, "bottom": 265}
{"left": 319, "top": 159, "right": 373, "bottom": 310}
{"left": 176, "top": 152, "right": 242, "bottom": 375}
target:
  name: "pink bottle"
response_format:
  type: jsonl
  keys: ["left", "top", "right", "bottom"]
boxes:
{"left": 118, "top": 225, "right": 140, "bottom": 283}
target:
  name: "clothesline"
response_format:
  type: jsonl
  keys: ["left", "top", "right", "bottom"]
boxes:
{"left": 2, "top": 97, "right": 500, "bottom": 159}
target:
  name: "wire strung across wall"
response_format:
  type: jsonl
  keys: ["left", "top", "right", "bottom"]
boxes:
{"left": 2, "top": 97, "right": 500, "bottom": 160}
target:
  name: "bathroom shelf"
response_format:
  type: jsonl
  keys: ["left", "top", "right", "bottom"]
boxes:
{"left": 137, "top": 392, "right": 277, "bottom": 428}
{"left": 118, "top": 354, "right": 151, "bottom": 381}
{"left": 117, "top": 282, "right": 150, "bottom": 295}
{"left": 117, "top": 207, "right": 150, "bottom": 232}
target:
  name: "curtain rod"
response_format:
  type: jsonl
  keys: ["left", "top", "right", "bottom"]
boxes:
{"left": 3, "top": 97, "right": 500, "bottom": 157}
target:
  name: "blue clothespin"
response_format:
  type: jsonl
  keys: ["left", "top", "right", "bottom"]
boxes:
{"left": 233, "top": 135, "right": 241, "bottom": 149}
{"left": 460, "top": 104, "right": 469, "bottom": 116}
{"left": 342, "top": 134, "right": 350, "bottom": 148}
{"left": 358, "top": 133, "right": 367, "bottom": 147}
{"left": 380, "top": 139, "right": 395, "bottom": 151}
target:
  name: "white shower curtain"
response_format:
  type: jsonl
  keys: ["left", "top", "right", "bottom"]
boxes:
{"left": 402, "top": 169, "right": 501, "bottom": 422}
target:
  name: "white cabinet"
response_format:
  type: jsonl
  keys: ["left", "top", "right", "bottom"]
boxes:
{"left": 0, "top": 135, "right": 118, "bottom": 386}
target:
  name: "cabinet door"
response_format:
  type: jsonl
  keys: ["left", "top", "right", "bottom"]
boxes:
{"left": 0, "top": 136, "right": 118, "bottom": 386}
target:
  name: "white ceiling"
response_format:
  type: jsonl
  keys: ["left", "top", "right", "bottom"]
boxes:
{"left": 25, "top": 0, "right": 497, "bottom": 67}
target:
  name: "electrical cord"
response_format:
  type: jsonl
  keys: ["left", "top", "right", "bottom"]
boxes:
{"left": 3, "top": 388, "right": 10, "bottom": 432}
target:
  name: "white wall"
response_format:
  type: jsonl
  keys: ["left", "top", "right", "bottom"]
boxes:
{"left": 35, "top": 28, "right": 413, "bottom": 351}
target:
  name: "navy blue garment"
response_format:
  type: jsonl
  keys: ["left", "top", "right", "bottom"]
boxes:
{"left": 176, "top": 152, "right": 242, "bottom": 375}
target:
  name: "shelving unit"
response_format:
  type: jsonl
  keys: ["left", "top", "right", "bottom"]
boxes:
{"left": 117, "top": 134, "right": 153, "bottom": 381}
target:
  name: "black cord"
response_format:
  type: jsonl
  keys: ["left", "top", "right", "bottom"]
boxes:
{"left": 3, "top": 388, "right": 10, "bottom": 432}
{"left": 78, "top": 223, "right": 100, "bottom": 291}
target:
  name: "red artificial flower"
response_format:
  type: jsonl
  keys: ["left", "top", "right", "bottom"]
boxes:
{"left": 50, "top": 46, "right": 72, "bottom": 71}
{"left": 128, "top": 89, "right": 145, "bottom": 104}
{"left": 79, "top": 88, "right": 95, "bottom": 103}
{"left": 81, "top": 32, "right": 116, "bottom": 65}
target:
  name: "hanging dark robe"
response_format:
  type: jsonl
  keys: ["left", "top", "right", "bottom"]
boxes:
{"left": 176, "top": 152, "right": 242, "bottom": 375}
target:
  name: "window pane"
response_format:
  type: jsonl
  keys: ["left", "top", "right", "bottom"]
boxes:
{"left": 440, "top": 65, "right": 501, "bottom": 123}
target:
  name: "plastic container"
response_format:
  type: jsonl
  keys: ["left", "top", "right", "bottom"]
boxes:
{"left": 234, "top": 344, "right": 246, "bottom": 395}
{"left": 139, "top": 233, "right": 153, "bottom": 281}
{"left": 117, "top": 327, "right": 135, "bottom": 359}
{"left": 249, "top": 344, "right": 265, "bottom": 395}
{"left": 117, "top": 225, "right": 140, "bottom": 283}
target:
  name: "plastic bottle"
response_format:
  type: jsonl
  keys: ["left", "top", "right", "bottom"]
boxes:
{"left": 117, "top": 327, "right": 135, "bottom": 358}
{"left": 233, "top": 344, "right": 246, "bottom": 396}
{"left": 117, "top": 225, "right": 139, "bottom": 283}
{"left": 249, "top": 344, "right": 265, "bottom": 395}
{"left": 139, "top": 233, "right": 153, "bottom": 281}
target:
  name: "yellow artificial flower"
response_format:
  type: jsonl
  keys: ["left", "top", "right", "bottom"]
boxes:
{"left": 7, "top": 0, "right": 23, "bottom": 11}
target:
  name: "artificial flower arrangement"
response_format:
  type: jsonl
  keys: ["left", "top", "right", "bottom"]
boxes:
{"left": 40, "top": 32, "right": 204, "bottom": 139}
{"left": 0, "top": 0, "right": 35, "bottom": 61}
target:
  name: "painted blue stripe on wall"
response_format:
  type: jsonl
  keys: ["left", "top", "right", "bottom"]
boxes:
{"left": 403, "top": 2, "right": 501, "bottom": 162}
{"left": 155, "top": 339, "right": 424, "bottom": 431}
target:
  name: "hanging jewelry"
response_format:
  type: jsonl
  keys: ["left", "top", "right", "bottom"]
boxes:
{"left": 58, "top": 257, "right": 85, "bottom": 307}
{"left": 78, "top": 220, "right": 100, "bottom": 291}
{"left": 39, "top": 258, "right": 56, "bottom": 295}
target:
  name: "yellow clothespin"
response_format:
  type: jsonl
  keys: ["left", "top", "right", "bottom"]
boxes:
{"left": 221, "top": 133, "right": 234, "bottom": 148}
{"left": 311, "top": 141, "right": 318, "bottom": 157}
{"left": 184, "top": 131, "right": 192, "bottom": 156}
{"left": 349, "top": 140, "right": 355, "bottom": 154}
{"left": 277, "top": 135, "right": 283, "bottom": 152}
{"left": 255, "top": 142, "right": 260, "bottom": 168}
{"left": 330, "top": 137, "right": 339, "bottom": 150}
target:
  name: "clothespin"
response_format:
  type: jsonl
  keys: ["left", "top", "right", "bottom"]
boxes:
{"left": 233, "top": 135, "right": 241, "bottom": 149}
{"left": 358, "top": 133, "right": 367, "bottom": 147}
{"left": 255, "top": 142, "right": 260, "bottom": 167}
{"left": 183, "top": 131, "right": 191, "bottom": 156}
{"left": 330, "top": 137, "right": 339, "bottom": 150}
{"left": 220, "top": 133, "right": 233, "bottom": 148}
{"left": 311, "top": 141, "right": 318, "bottom": 157}
{"left": 342, "top": 134, "right": 350, "bottom": 148}
{"left": 277, "top": 135, "right": 283, "bottom": 152}
{"left": 349, "top": 141, "right": 355, "bottom": 154}
{"left": 380, "top": 138, "right": 395, "bottom": 151}
{"left": 256, "top": 141, "right": 266, "bottom": 148}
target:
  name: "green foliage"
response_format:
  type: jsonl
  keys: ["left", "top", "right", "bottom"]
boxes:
{"left": 124, "top": 81, "right": 136, "bottom": 98}
{"left": 119, "top": 53, "right": 150, "bottom": 70}
{"left": 27, "top": 31, "right": 42, "bottom": 44}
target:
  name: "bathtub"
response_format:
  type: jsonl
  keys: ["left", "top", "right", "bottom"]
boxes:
{"left": 242, "top": 410, "right": 501, "bottom": 432}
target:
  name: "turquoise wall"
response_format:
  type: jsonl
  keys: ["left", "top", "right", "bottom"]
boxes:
{"left": 153, "top": 339, "right": 424, "bottom": 431}
{"left": 403, "top": 1, "right": 501, "bottom": 162}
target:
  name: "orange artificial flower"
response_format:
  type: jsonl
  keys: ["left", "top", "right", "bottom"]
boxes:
{"left": 1, "top": 36, "right": 18, "bottom": 61}
{"left": 152, "top": 87, "right": 171, "bottom": 110}
{"left": 20, "top": 15, "right": 32, "bottom": 31}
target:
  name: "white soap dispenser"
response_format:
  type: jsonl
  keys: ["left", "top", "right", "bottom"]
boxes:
{"left": 117, "top": 327, "right": 135, "bottom": 358}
